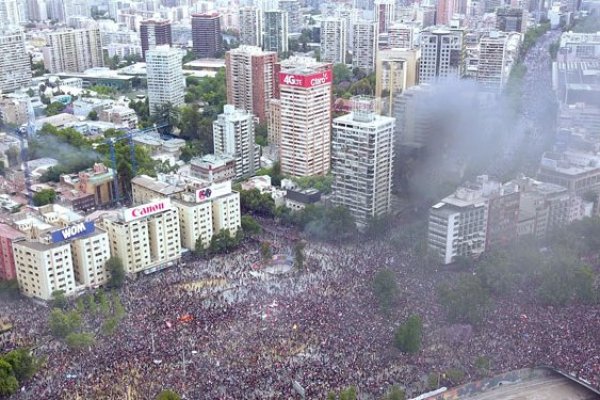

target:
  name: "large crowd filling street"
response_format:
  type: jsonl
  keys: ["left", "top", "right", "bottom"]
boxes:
{"left": 1, "top": 222, "right": 599, "bottom": 400}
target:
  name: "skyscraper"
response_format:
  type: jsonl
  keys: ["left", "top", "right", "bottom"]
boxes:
{"left": 387, "top": 23, "right": 414, "bottom": 49}
{"left": 192, "top": 12, "right": 223, "bottom": 58}
{"left": 263, "top": 10, "right": 288, "bottom": 54}
{"left": 476, "top": 30, "right": 512, "bottom": 92}
{"left": 140, "top": 19, "right": 172, "bottom": 60}
{"left": 239, "top": 6, "right": 262, "bottom": 47}
{"left": 46, "top": 0, "right": 65, "bottom": 22}
{"left": 0, "top": 0, "right": 20, "bottom": 28}
{"left": 436, "top": 0, "right": 455, "bottom": 25}
{"left": 331, "top": 96, "right": 395, "bottom": 227}
{"left": 43, "top": 28, "right": 104, "bottom": 73}
{"left": 375, "top": 48, "right": 419, "bottom": 115}
{"left": 0, "top": 30, "right": 32, "bottom": 92}
{"left": 374, "top": 0, "right": 395, "bottom": 33}
{"left": 225, "top": 45, "right": 277, "bottom": 123}
{"left": 26, "top": 0, "right": 47, "bottom": 21}
{"left": 320, "top": 17, "right": 346, "bottom": 64}
{"left": 213, "top": 105, "right": 260, "bottom": 179}
{"left": 352, "top": 20, "right": 377, "bottom": 72}
{"left": 419, "top": 28, "right": 465, "bottom": 83}
{"left": 279, "top": 59, "right": 333, "bottom": 177}
{"left": 278, "top": 0, "right": 301, "bottom": 33}
{"left": 146, "top": 45, "right": 185, "bottom": 115}
{"left": 496, "top": 7, "right": 526, "bottom": 32}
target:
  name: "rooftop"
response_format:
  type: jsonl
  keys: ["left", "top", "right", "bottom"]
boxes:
{"left": 0, "top": 223, "right": 24, "bottom": 240}
{"left": 132, "top": 175, "right": 185, "bottom": 196}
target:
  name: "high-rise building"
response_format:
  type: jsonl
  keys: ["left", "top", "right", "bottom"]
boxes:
{"left": 225, "top": 45, "right": 277, "bottom": 123}
{"left": 239, "top": 6, "right": 262, "bottom": 47}
{"left": 278, "top": 0, "right": 301, "bottom": 33}
{"left": 375, "top": 48, "right": 419, "bottom": 115}
{"left": 279, "top": 59, "right": 333, "bottom": 176}
{"left": 387, "top": 23, "right": 414, "bottom": 49}
{"left": 146, "top": 45, "right": 185, "bottom": 115}
{"left": 352, "top": 20, "right": 377, "bottom": 72}
{"left": 140, "top": 19, "right": 172, "bottom": 60}
{"left": 213, "top": 105, "right": 260, "bottom": 180}
{"left": 436, "top": 0, "right": 455, "bottom": 25}
{"left": 26, "top": 0, "right": 46, "bottom": 21}
{"left": 331, "top": 96, "right": 395, "bottom": 227}
{"left": 0, "top": 0, "right": 20, "bottom": 28}
{"left": 477, "top": 31, "right": 520, "bottom": 92}
{"left": 0, "top": 30, "right": 32, "bottom": 92}
{"left": 0, "top": 224, "right": 23, "bottom": 281}
{"left": 393, "top": 84, "right": 433, "bottom": 148}
{"left": 263, "top": 10, "right": 288, "bottom": 54}
{"left": 46, "top": 0, "right": 65, "bottom": 22}
{"left": 320, "top": 17, "right": 346, "bottom": 64}
{"left": 419, "top": 28, "right": 465, "bottom": 83}
{"left": 496, "top": 7, "right": 526, "bottom": 32}
{"left": 42, "top": 28, "right": 104, "bottom": 73}
{"left": 374, "top": 0, "right": 395, "bottom": 33}
{"left": 192, "top": 12, "right": 223, "bottom": 58}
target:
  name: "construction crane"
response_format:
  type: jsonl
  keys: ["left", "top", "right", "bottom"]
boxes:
{"left": 100, "top": 124, "right": 168, "bottom": 204}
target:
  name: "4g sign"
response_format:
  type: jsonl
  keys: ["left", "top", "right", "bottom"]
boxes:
{"left": 279, "top": 70, "right": 332, "bottom": 88}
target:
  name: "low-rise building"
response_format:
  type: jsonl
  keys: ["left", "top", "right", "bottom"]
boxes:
{"left": 0, "top": 224, "right": 24, "bottom": 281}
{"left": 190, "top": 154, "right": 236, "bottom": 184}
{"left": 285, "top": 188, "right": 322, "bottom": 211}
{"left": 98, "top": 105, "right": 138, "bottom": 128}
{"left": 61, "top": 163, "right": 114, "bottom": 206}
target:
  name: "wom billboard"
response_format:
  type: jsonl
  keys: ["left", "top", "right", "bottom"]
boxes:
{"left": 51, "top": 221, "right": 96, "bottom": 243}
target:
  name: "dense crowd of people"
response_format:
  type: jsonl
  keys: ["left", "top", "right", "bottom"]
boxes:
{"left": 0, "top": 219, "right": 598, "bottom": 399}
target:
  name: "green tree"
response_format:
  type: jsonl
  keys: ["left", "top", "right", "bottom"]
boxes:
{"left": 65, "top": 332, "right": 95, "bottom": 350}
{"left": 293, "top": 241, "right": 306, "bottom": 271}
{"left": 178, "top": 105, "right": 202, "bottom": 139}
{"left": 152, "top": 102, "right": 180, "bottom": 134}
{"left": 241, "top": 215, "right": 261, "bottom": 236}
{"left": 382, "top": 385, "right": 406, "bottom": 400}
{"left": 194, "top": 235, "right": 207, "bottom": 257}
{"left": 156, "top": 389, "right": 182, "bottom": 400}
{"left": 45, "top": 101, "right": 66, "bottom": 116}
{"left": 49, "top": 309, "right": 81, "bottom": 338}
{"left": 0, "top": 359, "right": 18, "bottom": 397}
{"left": 333, "top": 63, "right": 352, "bottom": 84}
{"left": 2, "top": 348, "right": 38, "bottom": 382}
{"left": 51, "top": 289, "right": 67, "bottom": 309}
{"left": 438, "top": 275, "right": 490, "bottom": 325}
{"left": 88, "top": 110, "right": 99, "bottom": 120}
{"left": 394, "top": 315, "right": 422, "bottom": 354}
{"left": 339, "top": 386, "right": 357, "bottom": 400}
{"left": 260, "top": 241, "right": 272, "bottom": 261}
{"left": 32, "top": 188, "right": 57, "bottom": 206}
{"left": 106, "top": 256, "right": 125, "bottom": 288}
{"left": 373, "top": 269, "right": 398, "bottom": 313}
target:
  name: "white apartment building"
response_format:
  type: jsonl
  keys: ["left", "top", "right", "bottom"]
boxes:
{"left": 0, "top": 0, "right": 20, "bottom": 29}
{"left": 0, "top": 30, "right": 31, "bottom": 93}
{"left": 320, "top": 17, "right": 347, "bottom": 64}
{"left": 263, "top": 10, "right": 288, "bottom": 54}
{"left": 279, "top": 60, "right": 333, "bottom": 177}
{"left": 43, "top": 28, "right": 104, "bottom": 73}
{"left": 419, "top": 28, "right": 465, "bottom": 83}
{"left": 100, "top": 199, "right": 181, "bottom": 274}
{"left": 352, "top": 20, "right": 377, "bottom": 72}
{"left": 239, "top": 6, "right": 262, "bottom": 47}
{"left": 213, "top": 105, "right": 260, "bottom": 180}
{"left": 476, "top": 31, "right": 520, "bottom": 92}
{"left": 146, "top": 45, "right": 185, "bottom": 115}
{"left": 331, "top": 97, "right": 395, "bottom": 227}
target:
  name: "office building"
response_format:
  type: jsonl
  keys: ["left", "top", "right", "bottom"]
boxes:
{"left": 352, "top": 21, "right": 377, "bottom": 72}
{"left": 278, "top": 0, "right": 300, "bottom": 33}
{"left": 225, "top": 46, "right": 277, "bottom": 123}
{"left": 331, "top": 96, "right": 395, "bottom": 227}
{"left": 476, "top": 31, "right": 520, "bottom": 92}
{"left": 263, "top": 10, "right": 288, "bottom": 54}
{"left": 0, "top": 31, "right": 32, "bottom": 93}
{"left": 239, "top": 6, "right": 262, "bottom": 47}
{"left": 100, "top": 199, "right": 181, "bottom": 275}
{"left": 279, "top": 59, "right": 333, "bottom": 177}
{"left": 419, "top": 28, "right": 465, "bottom": 83}
{"left": 192, "top": 12, "right": 223, "bottom": 58}
{"left": 320, "top": 17, "right": 347, "bottom": 64}
{"left": 42, "top": 28, "right": 104, "bottom": 73}
{"left": 213, "top": 105, "right": 260, "bottom": 180}
{"left": 0, "top": 224, "right": 23, "bottom": 281}
{"left": 140, "top": 19, "right": 172, "bottom": 60}
{"left": 375, "top": 48, "right": 419, "bottom": 116}
{"left": 146, "top": 45, "right": 185, "bottom": 115}
{"left": 496, "top": 8, "right": 526, "bottom": 32}
{"left": 374, "top": 0, "right": 395, "bottom": 33}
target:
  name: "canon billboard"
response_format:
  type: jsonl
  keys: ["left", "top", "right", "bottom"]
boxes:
{"left": 279, "top": 70, "right": 332, "bottom": 88}
{"left": 123, "top": 199, "right": 171, "bottom": 222}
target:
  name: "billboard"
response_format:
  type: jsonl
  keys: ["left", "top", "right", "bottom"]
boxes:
{"left": 51, "top": 221, "right": 95, "bottom": 243}
{"left": 279, "top": 70, "right": 332, "bottom": 88}
{"left": 195, "top": 180, "right": 232, "bottom": 203}
{"left": 123, "top": 199, "right": 171, "bottom": 222}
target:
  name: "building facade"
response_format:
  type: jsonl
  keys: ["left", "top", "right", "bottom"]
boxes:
{"left": 320, "top": 18, "right": 347, "bottom": 64}
{"left": 375, "top": 48, "right": 419, "bottom": 116}
{"left": 279, "top": 60, "right": 333, "bottom": 177}
{"left": 374, "top": 0, "right": 395, "bottom": 34}
{"left": 146, "top": 45, "right": 185, "bottom": 115}
{"left": 419, "top": 28, "right": 465, "bottom": 83}
{"left": 140, "top": 19, "right": 172, "bottom": 60}
{"left": 192, "top": 12, "right": 223, "bottom": 58}
{"left": 331, "top": 97, "right": 395, "bottom": 227}
{"left": 225, "top": 46, "right": 277, "bottom": 123}
{"left": 43, "top": 28, "right": 104, "bottom": 73}
{"left": 263, "top": 10, "right": 288, "bottom": 54}
{"left": 0, "top": 224, "right": 23, "bottom": 281}
{"left": 239, "top": 6, "right": 262, "bottom": 47}
{"left": 0, "top": 31, "right": 32, "bottom": 93}
{"left": 352, "top": 21, "right": 377, "bottom": 72}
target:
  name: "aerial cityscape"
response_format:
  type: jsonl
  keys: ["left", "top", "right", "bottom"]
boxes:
{"left": 0, "top": 0, "right": 599, "bottom": 398}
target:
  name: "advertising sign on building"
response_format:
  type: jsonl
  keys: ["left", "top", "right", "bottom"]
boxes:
{"left": 279, "top": 70, "right": 332, "bottom": 88}
{"left": 195, "top": 180, "right": 232, "bottom": 203}
{"left": 123, "top": 199, "right": 171, "bottom": 222}
{"left": 51, "top": 221, "right": 95, "bottom": 243}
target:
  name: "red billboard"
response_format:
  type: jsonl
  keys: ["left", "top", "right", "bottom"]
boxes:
{"left": 279, "top": 70, "right": 332, "bottom": 88}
